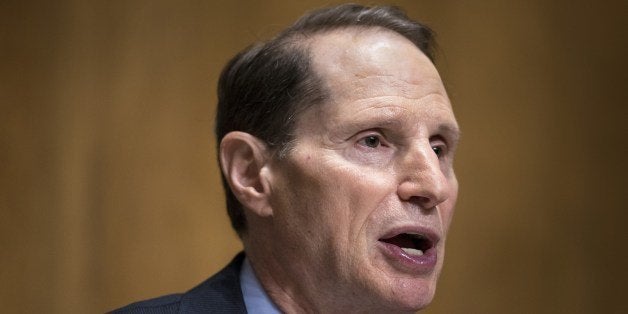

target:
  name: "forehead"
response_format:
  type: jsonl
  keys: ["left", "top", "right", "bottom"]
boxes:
{"left": 298, "top": 28, "right": 456, "bottom": 133}
{"left": 310, "top": 28, "right": 446, "bottom": 97}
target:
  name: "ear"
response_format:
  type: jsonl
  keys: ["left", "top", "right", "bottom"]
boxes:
{"left": 219, "top": 131, "right": 274, "bottom": 217}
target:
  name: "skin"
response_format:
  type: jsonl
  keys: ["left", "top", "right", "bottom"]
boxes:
{"left": 227, "top": 28, "right": 460, "bottom": 313}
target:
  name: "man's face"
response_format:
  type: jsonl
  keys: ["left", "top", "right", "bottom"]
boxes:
{"left": 265, "top": 29, "right": 459, "bottom": 312}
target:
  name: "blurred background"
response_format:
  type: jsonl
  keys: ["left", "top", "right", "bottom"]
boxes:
{"left": 1, "top": 0, "right": 626, "bottom": 313}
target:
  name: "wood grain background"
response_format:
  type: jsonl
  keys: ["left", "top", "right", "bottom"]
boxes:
{"left": 1, "top": 0, "right": 626, "bottom": 313}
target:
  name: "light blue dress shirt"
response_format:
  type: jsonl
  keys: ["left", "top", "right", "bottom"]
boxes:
{"left": 240, "top": 258, "right": 282, "bottom": 314}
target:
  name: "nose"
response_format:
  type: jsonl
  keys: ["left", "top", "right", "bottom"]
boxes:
{"left": 397, "top": 143, "right": 450, "bottom": 209}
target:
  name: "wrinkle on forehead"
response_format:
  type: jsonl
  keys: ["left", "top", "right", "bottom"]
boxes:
{"left": 338, "top": 76, "right": 451, "bottom": 107}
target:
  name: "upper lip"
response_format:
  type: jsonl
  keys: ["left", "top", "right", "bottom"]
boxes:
{"left": 378, "top": 225, "right": 441, "bottom": 248}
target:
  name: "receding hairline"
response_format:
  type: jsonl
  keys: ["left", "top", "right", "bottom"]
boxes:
{"left": 283, "top": 25, "right": 433, "bottom": 58}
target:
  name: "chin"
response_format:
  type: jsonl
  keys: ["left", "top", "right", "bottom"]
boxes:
{"left": 391, "top": 281, "right": 436, "bottom": 312}
{"left": 363, "top": 275, "right": 437, "bottom": 313}
{"left": 350, "top": 276, "right": 436, "bottom": 313}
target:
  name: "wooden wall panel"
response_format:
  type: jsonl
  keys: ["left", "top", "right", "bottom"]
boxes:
{"left": 1, "top": 1, "right": 625, "bottom": 313}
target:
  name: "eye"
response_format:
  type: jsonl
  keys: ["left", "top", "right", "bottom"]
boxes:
{"left": 359, "top": 135, "right": 381, "bottom": 148}
{"left": 432, "top": 145, "right": 445, "bottom": 157}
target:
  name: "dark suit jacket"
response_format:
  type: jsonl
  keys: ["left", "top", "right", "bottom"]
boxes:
{"left": 110, "top": 253, "right": 247, "bottom": 313}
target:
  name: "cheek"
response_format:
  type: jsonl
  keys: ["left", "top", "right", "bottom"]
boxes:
{"left": 440, "top": 177, "right": 459, "bottom": 233}
{"left": 276, "top": 154, "right": 396, "bottom": 248}
{"left": 314, "top": 163, "right": 399, "bottom": 257}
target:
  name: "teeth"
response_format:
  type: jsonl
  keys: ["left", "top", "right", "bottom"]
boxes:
{"left": 401, "top": 247, "right": 424, "bottom": 256}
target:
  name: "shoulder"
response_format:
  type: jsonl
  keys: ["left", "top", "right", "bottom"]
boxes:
{"left": 109, "top": 253, "right": 247, "bottom": 314}
{"left": 109, "top": 294, "right": 182, "bottom": 314}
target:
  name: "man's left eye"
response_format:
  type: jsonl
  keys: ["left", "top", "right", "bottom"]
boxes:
{"left": 432, "top": 146, "right": 444, "bottom": 157}
{"left": 360, "top": 135, "right": 381, "bottom": 148}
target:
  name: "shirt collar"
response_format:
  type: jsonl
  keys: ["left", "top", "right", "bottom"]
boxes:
{"left": 240, "top": 257, "right": 282, "bottom": 314}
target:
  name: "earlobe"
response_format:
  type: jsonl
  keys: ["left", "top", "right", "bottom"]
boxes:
{"left": 219, "top": 132, "right": 274, "bottom": 217}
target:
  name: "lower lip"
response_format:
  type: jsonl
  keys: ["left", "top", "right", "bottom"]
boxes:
{"left": 378, "top": 241, "right": 437, "bottom": 274}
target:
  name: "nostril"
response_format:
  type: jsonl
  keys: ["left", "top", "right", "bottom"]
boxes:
{"left": 397, "top": 180, "right": 448, "bottom": 208}
{"left": 408, "top": 195, "right": 437, "bottom": 209}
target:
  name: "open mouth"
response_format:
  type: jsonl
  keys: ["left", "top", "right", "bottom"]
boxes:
{"left": 379, "top": 233, "right": 433, "bottom": 256}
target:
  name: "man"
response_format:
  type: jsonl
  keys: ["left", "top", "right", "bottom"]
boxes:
{"left": 113, "top": 3, "right": 459, "bottom": 313}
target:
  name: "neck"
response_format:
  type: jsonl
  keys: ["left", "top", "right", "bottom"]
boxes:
{"left": 243, "top": 243, "right": 316, "bottom": 312}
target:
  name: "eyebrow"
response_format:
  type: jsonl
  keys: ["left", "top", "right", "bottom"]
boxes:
{"left": 436, "top": 123, "right": 461, "bottom": 145}
{"left": 348, "top": 117, "right": 405, "bottom": 130}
